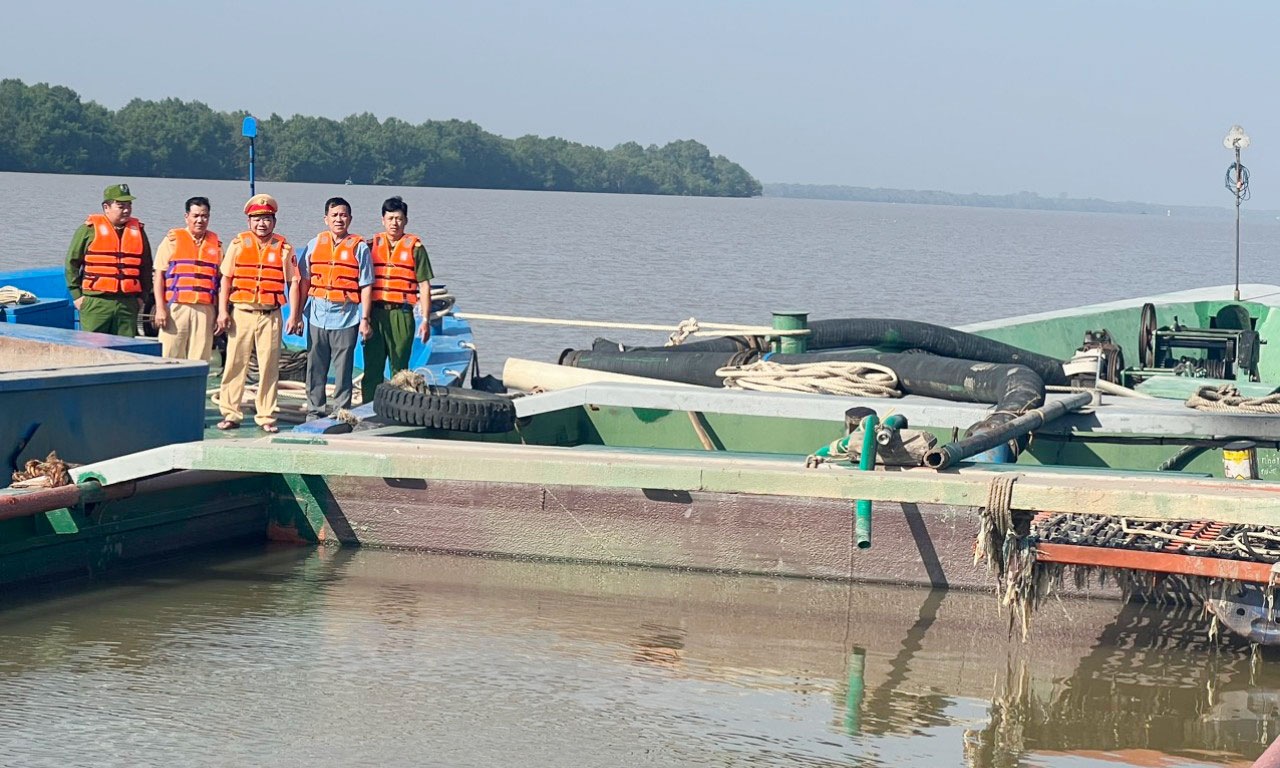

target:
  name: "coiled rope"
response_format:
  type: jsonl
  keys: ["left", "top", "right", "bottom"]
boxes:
{"left": 10, "top": 450, "right": 71, "bottom": 487}
{"left": 0, "top": 286, "right": 37, "bottom": 305}
{"left": 1185, "top": 384, "right": 1280, "bottom": 414}
{"left": 208, "top": 378, "right": 363, "bottom": 424}
{"left": 716, "top": 360, "right": 902, "bottom": 398}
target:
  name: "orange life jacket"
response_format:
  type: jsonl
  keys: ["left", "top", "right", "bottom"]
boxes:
{"left": 307, "top": 232, "right": 362, "bottom": 303}
{"left": 228, "top": 231, "right": 290, "bottom": 307}
{"left": 163, "top": 229, "right": 221, "bottom": 305}
{"left": 369, "top": 233, "right": 422, "bottom": 305}
{"left": 82, "top": 213, "right": 144, "bottom": 294}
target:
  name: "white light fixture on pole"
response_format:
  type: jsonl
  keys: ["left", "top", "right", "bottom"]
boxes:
{"left": 1224, "top": 125, "right": 1251, "bottom": 301}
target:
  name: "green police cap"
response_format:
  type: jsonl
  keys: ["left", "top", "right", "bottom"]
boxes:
{"left": 102, "top": 183, "right": 136, "bottom": 202}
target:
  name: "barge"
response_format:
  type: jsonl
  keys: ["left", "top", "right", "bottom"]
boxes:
{"left": 4, "top": 266, "right": 1280, "bottom": 646}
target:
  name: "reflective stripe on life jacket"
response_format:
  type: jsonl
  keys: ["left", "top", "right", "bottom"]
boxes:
{"left": 370, "top": 233, "right": 421, "bottom": 305}
{"left": 164, "top": 229, "right": 221, "bottom": 305}
{"left": 82, "top": 214, "right": 144, "bottom": 294}
{"left": 229, "top": 232, "right": 289, "bottom": 306}
{"left": 307, "top": 232, "right": 362, "bottom": 303}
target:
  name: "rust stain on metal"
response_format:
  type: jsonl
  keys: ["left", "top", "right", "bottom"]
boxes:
{"left": 266, "top": 520, "right": 313, "bottom": 545}
{"left": 1037, "top": 542, "right": 1276, "bottom": 584}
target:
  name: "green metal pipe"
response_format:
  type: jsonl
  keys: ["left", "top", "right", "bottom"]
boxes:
{"left": 771, "top": 310, "right": 809, "bottom": 355}
{"left": 811, "top": 434, "right": 850, "bottom": 460}
{"left": 855, "top": 413, "right": 878, "bottom": 549}
{"left": 845, "top": 646, "right": 866, "bottom": 735}
{"left": 875, "top": 413, "right": 908, "bottom": 446}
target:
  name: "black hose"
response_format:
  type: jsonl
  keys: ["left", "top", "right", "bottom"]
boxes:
{"left": 775, "top": 351, "right": 1044, "bottom": 435}
{"left": 560, "top": 346, "right": 1045, "bottom": 438}
{"left": 558, "top": 348, "right": 756, "bottom": 388}
{"left": 604, "top": 318, "right": 1068, "bottom": 386}
{"left": 924, "top": 392, "right": 1093, "bottom": 470}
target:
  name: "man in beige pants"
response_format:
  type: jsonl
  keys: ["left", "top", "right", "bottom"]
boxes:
{"left": 215, "top": 194, "right": 302, "bottom": 432}
{"left": 154, "top": 196, "right": 221, "bottom": 360}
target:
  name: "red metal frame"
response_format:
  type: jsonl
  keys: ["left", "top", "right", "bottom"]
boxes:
{"left": 1037, "top": 542, "right": 1276, "bottom": 585}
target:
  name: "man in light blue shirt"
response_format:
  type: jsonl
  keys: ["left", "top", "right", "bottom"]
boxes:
{"left": 296, "top": 197, "right": 374, "bottom": 419}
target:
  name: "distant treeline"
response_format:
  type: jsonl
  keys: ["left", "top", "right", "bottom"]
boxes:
{"left": 0, "top": 79, "right": 762, "bottom": 198}
{"left": 765, "top": 182, "right": 1263, "bottom": 218}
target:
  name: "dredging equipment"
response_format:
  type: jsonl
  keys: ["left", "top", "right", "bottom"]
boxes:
{"left": 923, "top": 392, "right": 1094, "bottom": 470}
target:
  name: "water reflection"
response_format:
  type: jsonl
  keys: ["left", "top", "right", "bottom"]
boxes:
{"left": 964, "top": 603, "right": 1278, "bottom": 767}
{"left": 0, "top": 546, "right": 1272, "bottom": 767}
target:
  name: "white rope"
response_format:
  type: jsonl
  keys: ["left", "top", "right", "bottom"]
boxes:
{"left": 715, "top": 360, "right": 901, "bottom": 397}
{"left": 0, "top": 286, "right": 37, "bottom": 305}
{"left": 1186, "top": 384, "right": 1280, "bottom": 414}
{"left": 453, "top": 311, "right": 809, "bottom": 338}
{"left": 666, "top": 317, "right": 700, "bottom": 347}
{"left": 208, "top": 377, "right": 363, "bottom": 424}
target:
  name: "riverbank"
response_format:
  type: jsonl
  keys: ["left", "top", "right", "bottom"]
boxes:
{"left": 765, "top": 181, "right": 1280, "bottom": 218}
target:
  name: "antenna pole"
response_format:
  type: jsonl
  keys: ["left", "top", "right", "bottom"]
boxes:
{"left": 1235, "top": 144, "right": 1242, "bottom": 301}
{"left": 1223, "top": 125, "right": 1250, "bottom": 302}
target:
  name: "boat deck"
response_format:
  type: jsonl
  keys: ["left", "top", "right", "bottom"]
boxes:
{"left": 514, "top": 381, "right": 1280, "bottom": 441}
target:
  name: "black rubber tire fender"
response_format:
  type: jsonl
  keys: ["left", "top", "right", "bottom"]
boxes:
{"left": 372, "top": 382, "right": 516, "bottom": 433}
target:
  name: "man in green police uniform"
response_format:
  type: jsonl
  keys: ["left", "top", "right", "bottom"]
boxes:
{"left": 362, "top": 195, "right": 434, "bottom": 402}
{"left": 65, "top": 183, "right": 154, "bottom": 336}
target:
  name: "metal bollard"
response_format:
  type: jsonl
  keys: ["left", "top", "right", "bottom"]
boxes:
{"left": 771, "top": 310, "right": 809, "bottom": 354}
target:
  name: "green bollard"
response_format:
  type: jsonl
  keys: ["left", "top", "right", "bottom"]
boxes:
{"left": 856, "top": 413, "right": 878, "bottom": 549}
{"left": 771, "top": 310, "right": 809, "bottom": 354}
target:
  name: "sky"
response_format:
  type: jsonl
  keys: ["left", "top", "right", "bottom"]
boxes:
{"left": 6, "top": 0, "right": 1280, "bottom": 207}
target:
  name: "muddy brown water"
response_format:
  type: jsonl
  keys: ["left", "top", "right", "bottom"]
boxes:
{"left": 3, "top": 172, "right": 1280, "bottom": 766}
{"left": 0, "top": 546, "right": 1274, "bottom": 767}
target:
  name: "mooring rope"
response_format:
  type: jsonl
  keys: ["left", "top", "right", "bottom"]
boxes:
{"left": 1185, "top": 384, "right": 1280, "bottom": 414}
{"left": 0, "top": 286, "right": 37, "bottom": 305}
{"left": 11, "top": 450, "right": 72, "bottom": 487}
{"left": 972, "top": 472, "right": 1044, "bottom": 640}
{"left": 453, "top": 311, "right": 805, "bottom": 339}
{"left": 208, "top": 378, "right": 363, "bottom": 424}
{"left": 975, "top": 473, "right": 1020, "bottom": 574}
{"left": 665, "top": 317, "right": 700, "bottom": 346}
{"left": 715, "top": 360, "right": 902, "bottom": 398}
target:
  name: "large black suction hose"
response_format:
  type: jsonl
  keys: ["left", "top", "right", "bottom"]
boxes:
{"left": 607, "top": 318, "right": 1068, "bottom": 386}
{"left": 558, "top": 348, "right": 756, "bottom": 388}
{"left": 561, "top": 347, "right": 1046, "bottom": 439}
{"left": 774, "top": 351, "right": 1045, "bottom": 436}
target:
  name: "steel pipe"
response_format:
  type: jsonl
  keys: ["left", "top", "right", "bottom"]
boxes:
{"left": 923, "top": 392, "right": 1093, "bottom": 470}
{"left": 0, "top": 469, "right": 256, "bottom": 523}
{"left": 855, "top": 413, "right": 878, "bottom": 549}
{"left": 0, "top": 480, "right": 105, "bottom": 522}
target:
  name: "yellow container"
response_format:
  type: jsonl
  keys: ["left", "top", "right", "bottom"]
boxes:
{"left": 1222, "top": 440, "right": 1259, "bottom": 480}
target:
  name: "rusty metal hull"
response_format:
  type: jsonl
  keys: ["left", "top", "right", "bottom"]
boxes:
{"left": 309, "top": 475, "right": 1026, "bottom": 592}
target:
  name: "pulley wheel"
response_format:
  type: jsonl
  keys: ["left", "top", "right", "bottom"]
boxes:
{"left": 1138, "top": 303, "right": 1157, "bottom": 368}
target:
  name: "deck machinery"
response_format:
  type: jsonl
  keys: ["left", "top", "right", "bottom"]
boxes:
{"left": 1043, "top": 301, "right": 1278, "bottom": 644}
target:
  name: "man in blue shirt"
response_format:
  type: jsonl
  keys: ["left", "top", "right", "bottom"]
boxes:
{"left": 296, "top": 197, "right": 373, "bottom": 419}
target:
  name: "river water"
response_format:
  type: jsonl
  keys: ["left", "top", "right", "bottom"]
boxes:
{"left": 5, "top": 171, "right": 1280, "bottom": 369}
{"left": 2, "top": 171, "right": 1279, "bottom": 766}
{"left": 1, "top": 546, "right": 1274, "bottom": 768}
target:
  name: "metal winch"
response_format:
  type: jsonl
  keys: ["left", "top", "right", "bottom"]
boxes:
{"left": 1131, "top": 302, "right": 1261, "bottom": 383}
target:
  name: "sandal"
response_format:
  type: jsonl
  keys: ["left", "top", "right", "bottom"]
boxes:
{"left": 216, "top": 420, "right": 240, "bottom": 431}
{"left": 260, "top": 423, "right": 280, "bottom": 434}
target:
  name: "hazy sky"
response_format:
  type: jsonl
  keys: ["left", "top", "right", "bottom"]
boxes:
{"left": 7, "top": 1, "right": 1280, "bottom": 207}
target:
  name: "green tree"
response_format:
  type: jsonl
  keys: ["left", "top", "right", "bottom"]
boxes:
{"left": 0, "top": 78, "right": 763, "bottom": 198}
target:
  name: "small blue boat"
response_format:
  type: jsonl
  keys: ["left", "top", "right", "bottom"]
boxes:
{"left": 0, "top": 266, "right": 475, "bottom": 464}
